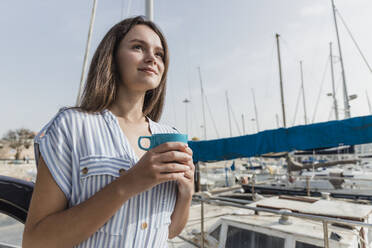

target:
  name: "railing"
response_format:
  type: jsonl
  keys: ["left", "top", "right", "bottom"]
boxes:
{"left": 249, "top": 173, "right": 372, "bottom": 182}
{"left": 242, "top": 173, "right": 372, "bottom": 197}
{"left": 191, "top": 193, "right": 372, "bottom": 248}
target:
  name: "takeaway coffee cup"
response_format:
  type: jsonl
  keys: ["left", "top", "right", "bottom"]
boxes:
{"left": 138, "top": 133, "right": 188, "bottom": 151}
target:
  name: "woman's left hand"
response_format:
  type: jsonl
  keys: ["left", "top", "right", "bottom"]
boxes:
{"left": 176, "top": 146, "right": 195, "bottom": 198}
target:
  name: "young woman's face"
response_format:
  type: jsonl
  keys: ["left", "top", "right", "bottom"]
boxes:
{"left": 116, "top": 24, "right": 165, "bottom": 93}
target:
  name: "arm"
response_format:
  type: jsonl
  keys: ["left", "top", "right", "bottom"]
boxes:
{"left": 168, "top": 191, "right": 193, "bottom": 239}
{"left": 23, "top": 143, "right": 191, "bottom": 248}
{"left": 23, "top": 156, "right": 139, "bottom": 248}
{"left": 168, "top": 146, "right": 195, "bottom": 239}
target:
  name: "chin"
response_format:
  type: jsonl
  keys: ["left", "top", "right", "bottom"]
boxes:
{"left": 138, "top": 79, "right": 161, "bottom": 91}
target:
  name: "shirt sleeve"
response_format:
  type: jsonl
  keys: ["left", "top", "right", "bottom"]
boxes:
{"left": 34, "top": 111, "right": 73, "bottom": 200}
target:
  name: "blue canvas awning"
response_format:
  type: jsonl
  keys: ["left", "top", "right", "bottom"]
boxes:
{"left": 188, "top": 115, "right": 372, "bottom": 163}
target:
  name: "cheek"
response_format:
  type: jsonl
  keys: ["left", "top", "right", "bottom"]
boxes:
{"left": 158, "top": 63, "right": 165, "bottom": 77}
{"left": 117, "top": 51, "right": 137, "bottom": 70}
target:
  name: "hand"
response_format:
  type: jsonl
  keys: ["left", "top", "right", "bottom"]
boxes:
{"left": 176, "top": 146, "right": 195, "bottom": 198}
{"left": 124, "top": 142, "right": 192, "bottom": 195}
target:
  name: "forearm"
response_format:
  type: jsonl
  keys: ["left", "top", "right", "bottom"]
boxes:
{"left": 168, "top": 192, "right": 192, "bottom": 239}
{"left": 23, "top": 175, "right": 135, "bottom": 248}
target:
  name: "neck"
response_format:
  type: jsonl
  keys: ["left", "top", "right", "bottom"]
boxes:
{"left": 109, "top": 86, "right": 146, "bottom": 123}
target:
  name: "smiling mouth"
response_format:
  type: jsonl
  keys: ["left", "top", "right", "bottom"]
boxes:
{"left": 139, "top": 68, "right": 157, "bottom": 75}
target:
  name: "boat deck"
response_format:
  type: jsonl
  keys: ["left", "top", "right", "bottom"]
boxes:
{"left": 169, "top": 196, "right": 372, "bottom": 247}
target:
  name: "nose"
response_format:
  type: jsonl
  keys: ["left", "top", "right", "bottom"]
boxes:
{"left": 144, "top": 51, "right": 156, "bottom": 65}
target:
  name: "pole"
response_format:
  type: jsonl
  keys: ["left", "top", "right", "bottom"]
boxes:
{"left": 330, "top": 42, "right": 339, "bottom": 120}
{"left": 300, "top": 61, "right": 308, "bottom": 124}
{"left": 145, "top": 0, "right": 153, "bottom": 21}
{"left": 251, "top": 89, "right": 260, "bottom": 132}
{"left": 241, "top": 114, "right": 246, "bottom": 135}
{"left": 201, "top": 199, "right": 205, "bottom": 248}
{"left": 225, "top": 91, "right": 233, "bottom": 137}
{"left": 182, "top": 99, "right": 190, "bottom": 134}
{"left": 331, "top": 0, "right": 350, "bottom": 118}
{"left": 198, "top": 67, "right": 207, "bottom": 140}
{"left": 323, "top": 221, "right": 330, "bottom": 248}
{"left": 367, "top": 91, "right": 372, "bottom": 115}
{"left": 306, "top": 176, "right": 311, "bottom": 197}
{"left": 76, "top": 0, "right": 98, "bottom": 106}
{"left": 276, "top": 34, "right": 287, "bottom": 127}
{"left": 275, "top": 114, "right": 280, "bottom": 128}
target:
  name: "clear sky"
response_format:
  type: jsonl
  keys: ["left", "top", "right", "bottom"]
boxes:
{"left": 1, "top": 0, "right": 372, "bottom": 140}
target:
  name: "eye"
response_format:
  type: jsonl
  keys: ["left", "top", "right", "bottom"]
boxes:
{"left": 133, "top": 44, "right": 142, "bottom": 50}
{"left": 155, "top": 52, "right": 164, "bottom": 59}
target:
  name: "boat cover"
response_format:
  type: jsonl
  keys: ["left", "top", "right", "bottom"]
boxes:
{"left": 0, "top": 175, "right": 34, "bottom": 223}
{"left": 188, "top": 115, "right": 372, "bottom": 162}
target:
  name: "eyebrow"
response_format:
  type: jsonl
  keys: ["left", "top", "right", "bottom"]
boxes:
{"left": 129, "top": 39, "right": 164, "bottom": 52}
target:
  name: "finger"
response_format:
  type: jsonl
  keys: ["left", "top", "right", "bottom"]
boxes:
{"left": 183, "top": 170, "right": 194, "bottom": 179}
{"left": 184, "top": 147, "right": 193, "bottom": 156}
{"left": 159, "top": 151, "right": 192, "bottom": 163}
{"left": 187, "top": 161, "right": 195, "bottom": 171}
{"left": 156, "top": 163, "right": 190, "bottom": 173}
{"left": 159, "top": 172, "right": 184, "bottom": 183}
{"left": 152, "top": 142, "right": 188, "bottom": 154}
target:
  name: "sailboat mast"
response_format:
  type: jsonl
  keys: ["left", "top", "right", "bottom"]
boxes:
{"left": 275, "top": 114, "right": 280, "bottom": 128}
{"left": 251, "top": 88, "right": 260, "bottom": 132}
{"left": 331, "top": 0, "right": 350, "bottom": 118}
{"left": 76, "top": 0, "right": 98, "bottom": 105}
{"left": 300, "top": 61, "right": 308, "bottom": 124}
{"left": 366, "top": 90, "right": 372, "bottom": 115}
{"left": 198, "top": 67, "right": 207, "bottom": 139}
{"left": 182, "top": 98, "right": 190, "bottom": 134}
{"left": 241, "top": 114, "right": 246, "bottom": 135}
{"left": 276, "top": 34, "right": 287, "bottom": 128}
{"left": 330, "top": 42, "right": 339, "bottom": 120}
{"left": 225, "top": 91, "right": 233, "bottom": 137}
{"left": 145, "top": 0, "right": 153, "bottom": 21}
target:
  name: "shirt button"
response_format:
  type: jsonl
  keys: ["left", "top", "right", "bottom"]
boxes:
{"left": 82, "top": 167, "right": 89, "bottom": 174}
{"left": 119, "top": 168, "right": 126, "bottom": 175}
{"left": 141, "top": 222, "right": 148, "bottom": 230}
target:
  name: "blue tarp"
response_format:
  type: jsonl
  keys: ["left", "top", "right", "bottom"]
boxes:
{"left": 188, "top": 115, "right": 372, "bottom": 162}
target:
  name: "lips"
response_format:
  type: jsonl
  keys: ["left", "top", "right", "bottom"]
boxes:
{"left": 139, "top": 67, "right": 157, "bottom": 75}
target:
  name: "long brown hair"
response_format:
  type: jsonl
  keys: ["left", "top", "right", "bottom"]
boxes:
{"left": 78, "top": 16, "right": 169, "bottom": 122}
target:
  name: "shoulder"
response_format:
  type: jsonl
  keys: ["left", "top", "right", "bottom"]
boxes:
{"left": 149, "top": 118, "right": 180, "bottom": 134}
{"left": 35, "top": 107, "right": 100, "bottom": 142}
{"left": 54, "top": 107, "right": 98, "bottom": 123}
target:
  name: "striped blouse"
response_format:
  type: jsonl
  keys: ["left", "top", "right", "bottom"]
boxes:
{"left": 34, "top": 108, "right": 178, "bottom": 247}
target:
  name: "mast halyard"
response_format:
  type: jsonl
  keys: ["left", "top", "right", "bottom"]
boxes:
{"left": 300, "top": 61, "right": 308, "bottom": 124}
{"left": 331, "top": 0, "right": 350, "bottom": 118}
{"left": 198, "top": 67, "right": 207, "bottom": 140}
{"left": 276, "top": 34, "right": 287, "bottom": 128}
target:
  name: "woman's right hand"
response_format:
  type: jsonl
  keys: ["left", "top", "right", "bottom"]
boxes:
{"left": 123, "top": 142, "right": 192, "bottom": 195}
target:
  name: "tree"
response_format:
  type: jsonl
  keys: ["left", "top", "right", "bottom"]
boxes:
{"left": 2, "top": 128, "right": 35, "bottom": 160}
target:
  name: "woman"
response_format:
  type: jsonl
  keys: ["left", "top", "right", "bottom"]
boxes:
{"left": 23, "top": 16, "right": 194, "bottom": 247}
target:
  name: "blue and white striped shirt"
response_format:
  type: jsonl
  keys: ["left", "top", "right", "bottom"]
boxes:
{"left": 34, "top": 108, "right": 178, "bottom": 247}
